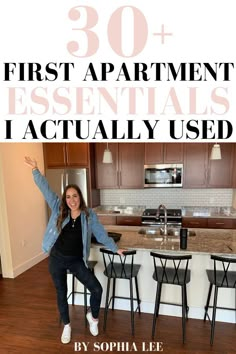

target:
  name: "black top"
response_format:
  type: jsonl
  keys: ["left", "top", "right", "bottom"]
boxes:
{"left": 54, "top": 215, "right": 83, "bottom": 257}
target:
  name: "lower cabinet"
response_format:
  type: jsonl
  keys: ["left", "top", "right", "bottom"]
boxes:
{"left": 97, "top": 215, "right": 142, "bottom": 226}
{"left": 97, "top": 215, "right": 117, "bottom": 225}
{"left": 182, "top": 217, "right": 235, "bottom": 229}
{"left": 116, "top": 216, "right": 142, "bottom": 226}
{"left": 182, "top": 217, "right": 208, "bottom": 228}
{"left": 207, "top": 218, "right": 234, "bottom": 229}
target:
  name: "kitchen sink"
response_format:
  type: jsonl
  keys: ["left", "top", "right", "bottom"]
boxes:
{"left": 139, "top": 228, "right": 161, "bottom": 236}
{"left": 139, "top": 228, "right": 196, "bottom": 237}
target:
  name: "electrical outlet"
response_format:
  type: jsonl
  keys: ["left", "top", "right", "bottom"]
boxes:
{"left": 21, "top": 239, "right": 27, "bottom": 247}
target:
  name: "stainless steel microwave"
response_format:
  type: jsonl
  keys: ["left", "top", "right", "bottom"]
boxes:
{"left": 144, "top": 164, "right": 183, "bottom": 188}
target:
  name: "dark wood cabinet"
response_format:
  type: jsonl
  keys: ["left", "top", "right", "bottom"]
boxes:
{"left": 183, "top": 143, "right": 208, "bottom": 188}
{"left": 232, "top": 145, "right": 236, "bottom": 188}
{"left": 43, "top": 143, "right": 89, "bottom": 168}
{"left": 66, "top": 143, "right": 89, "bottom": 167}
{"left": 207, "top": 218, "right": 234, "bottom": 229}
{"left": 144, "top": 143, "right": 183, "bottom": 164}
{"left": 183, "top": 217, "right": 235, "bottom": 229}
{"left": 97, "top": 215, "right": 117, "bottom": 225}
{"left": 116, "top": 216, "right": 142, "bottom": 226}
{"left": 183, "top": 143, "right": 235, "bottom": 188}
{"left": 95, "top": 143, "right": 119, "bottom": 189}
{"left": 119, "top": 143, "right": 144, "bottom": 188}
{"left": 95, "top": 143, "right": 144, "bottom": 189}
{"left": 182, "top": 217, "right": 208, "bottom": 228}
{"left": 207, "top": 143, "right": 234, "bottom": 188}
{"left": 43, "top": 143, "right": 66, "bottom": 168}
{"left": 43, "top": 143, "right": 100, "bottom": 207}
{"left": 97, "top": 214, "right": 142, "bottom": 226}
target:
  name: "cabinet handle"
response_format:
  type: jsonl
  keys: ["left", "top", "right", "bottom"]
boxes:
{"left": 117, "top": 171, "right": 119, "bottom": 185}
{"left": 120, "top": 171, "right": 122, "bottom": 186}
{"left": 214, "top": 222, "right": 225, "bottom": 225}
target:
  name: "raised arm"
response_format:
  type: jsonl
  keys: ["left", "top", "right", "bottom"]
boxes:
{"left": 24, "top": 156, "right": 60, "bottom": 210}
{"left": 24, "top": 156, "right": 38, "bottom": 170}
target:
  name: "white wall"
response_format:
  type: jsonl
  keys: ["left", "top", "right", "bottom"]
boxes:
{"left": 0, "top": 143, "right": 48, "bottom": 278}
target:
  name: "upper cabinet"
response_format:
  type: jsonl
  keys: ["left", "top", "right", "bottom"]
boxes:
{"left": 232, "top": 145, "right": 236, "bottom": 188}
{"left": 183, "top": 143, "right": 208, "bottom": 188}
{"left": 144, "top": 143, "right": 183, "bottom": 164}
{"left": 183, "top": 143, "right": 235, "bottom": 188}
{"left": 95, "top": 143, "right": 119, "bottom": 189}
{"left": 43, "top": 143, "right": 100, "bottom": 207}
{"left": 43, "top": 143, "right": 89, "bottom": 168}
{"left": 95, "top": 143, "right": 144, "bottom": 189}
{"left": 119, "top": 143, "right": 144, "bottom": 188}
{"left": 44, "top": 142, "right": 236, "bottom": 190}
{"left": 207, "top": 143, "right": 234, "bottom": 188}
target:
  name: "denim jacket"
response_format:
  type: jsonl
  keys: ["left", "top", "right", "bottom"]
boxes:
{"left": 32, "top": 169, "right": 118, "bottom": 262}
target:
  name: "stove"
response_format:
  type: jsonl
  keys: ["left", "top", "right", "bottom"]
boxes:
{"left": 142, "top": 208, "right": 182, "bottom": 227}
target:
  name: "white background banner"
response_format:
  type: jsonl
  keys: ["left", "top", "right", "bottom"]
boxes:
{"left": 0, "top": 0, "right": 235, "bottom": 142}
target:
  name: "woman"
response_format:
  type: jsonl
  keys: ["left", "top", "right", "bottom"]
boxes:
{"left": 24, "top": 156, "right": 124, "bottom": 344}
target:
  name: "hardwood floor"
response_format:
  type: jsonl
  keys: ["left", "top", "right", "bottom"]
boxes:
{"left": 0, "top": 258, "right": 235, "bottom": 354}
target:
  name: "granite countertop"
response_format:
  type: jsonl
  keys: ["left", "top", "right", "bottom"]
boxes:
{"left": 102, "top": 225, "right": 236, "bottom": 256}
{"left": 182, "top": 206, "right": 236, "bottom": 219}
{"left": 93, "top": 205, "right": 145, "bottom": 217}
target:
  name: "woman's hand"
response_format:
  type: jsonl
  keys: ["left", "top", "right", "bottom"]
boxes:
{"left": 24, "top": 156, "right": 38, "bottom": 170}
{"left": 117, "top": 249, "right": 127, "bottom": 256}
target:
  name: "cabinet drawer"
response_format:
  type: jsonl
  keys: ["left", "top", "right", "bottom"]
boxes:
{"left": 182, "top": 217, "right": 208, "bottom": 228}
{"left": 116, "top": 216, "right": 142, "bottom": 226}
{"left": 97, "top": 215, "right": 117, "bottom": 225}
{"left": 207, "top": 218, "right": 234, "bottom": 229}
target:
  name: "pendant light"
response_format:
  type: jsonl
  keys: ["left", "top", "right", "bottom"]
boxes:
{"left": 102, "top": 143, "right": 113, "bottom": 163}
{"left": 210, "top": 143, "right": 221, "bottom": 160}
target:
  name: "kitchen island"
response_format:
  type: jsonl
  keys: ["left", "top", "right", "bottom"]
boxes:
{"left": 68, "top": 226, "right": 236, "bottom": 323}
{"left": 104, "top": 225, "right": 236, "bottom": 255}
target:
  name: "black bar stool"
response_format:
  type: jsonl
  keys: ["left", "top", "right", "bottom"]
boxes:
{"left": 100, "top": 248, "right": 141, "bottom": 335}
{"left": 67, "top": 260, "right": 97, "bottom": 326}
{"left": 150, "top": 252, "right": 192, "bottom": 343}
{"left": 204, "top": 254, "right": 236, "bottom": 345}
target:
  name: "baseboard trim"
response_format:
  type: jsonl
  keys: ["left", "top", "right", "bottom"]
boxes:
{"left": 13, "top": 252, "right": 48, "bottom": 278}
{"left": 68, "top": 293, "right": 236, "bottom": 324}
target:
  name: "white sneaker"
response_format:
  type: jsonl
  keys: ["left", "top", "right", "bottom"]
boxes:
{"left": 61, "top": 324, "right": 71, "bottom": 344}
{"left": 86, "top": 312, "right": 99, "bottom": 336}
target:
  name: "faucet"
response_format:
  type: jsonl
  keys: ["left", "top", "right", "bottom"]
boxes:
{"left": 156, "top": 204, "right": 168, "bottom": 235}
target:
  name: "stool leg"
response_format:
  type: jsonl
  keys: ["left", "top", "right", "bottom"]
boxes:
{"left": 184, "top": 285, "right": 189, "bottom": 320}
{"left": 135, "top": 276, "right": 141, "bottom": 314}
{"left": 84, "top": 286, "right": 87, "bottom": 327}
{"left": 204, "top": 283, "right": 213, "bottom": 321}
{"left": 210, "top": 286, "right": 218, "bottom": 345}
{"left": 129, "top": 278, "right": 134, "bottom": 336}
{"left": 235, "top": 287, "right": 236, "bottom": 324}
{"left": 103, "top": 277, "right": 111, "bottom": 331}
{"left": 152, "top": 282, "right": 162, "bottom": 339}
{"left": 72, "top": 274, "right": 75, "bottom": 306}
{"left": 181, "top": 285, "right": 186, "bottom": 344}
{"left": 112, "top": 278, "right": 116, "bottom": 310}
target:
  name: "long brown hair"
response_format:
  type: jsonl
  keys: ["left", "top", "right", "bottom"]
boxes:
{"left": 56, "top": 184, "right": 89, "bottom": 232}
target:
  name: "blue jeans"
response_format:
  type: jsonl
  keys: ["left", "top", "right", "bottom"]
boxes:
{"left": 49, "top": 246, "right": 102, "bottom": 325}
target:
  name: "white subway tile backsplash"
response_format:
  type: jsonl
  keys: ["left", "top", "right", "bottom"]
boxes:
{"left": 100, "top": 188, "right": 233, "bottom": 208}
